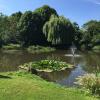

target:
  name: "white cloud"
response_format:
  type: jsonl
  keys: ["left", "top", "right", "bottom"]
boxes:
{"left": 86, "top": 0, "right": 100, "bottom": 5}
{"left": 0, "top": 4, "right": 6, "bottom": 9}
{"left": 0, "top": 4, "right": 11, "bottom": 14}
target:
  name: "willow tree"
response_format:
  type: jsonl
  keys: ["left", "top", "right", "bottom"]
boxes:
{"left": 34, "top": 5, "right": 58, "bottom": 24}
{"left": 43, "top": 15, "right": 75, "bottom": 46}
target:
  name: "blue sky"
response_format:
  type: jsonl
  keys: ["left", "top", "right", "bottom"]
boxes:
{"left": 0, "top": 0, "right": 100, "bottom": 26}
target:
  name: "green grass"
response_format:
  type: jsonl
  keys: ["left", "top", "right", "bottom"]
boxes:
{"left": 2, "top": 44, "right": 21, "bottom": 50}
{"left": 92, "top": 46, "right": 100, "bottom": 52}
{"left": 0, "top": 71, "right": 98, "bottom": 100}
{"left": 27, "top": 45, "right": 55, "bottom": 54}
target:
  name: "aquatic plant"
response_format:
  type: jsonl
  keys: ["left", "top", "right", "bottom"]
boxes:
{"left": 21, "top": 60, "right": 73, "bottom": 71}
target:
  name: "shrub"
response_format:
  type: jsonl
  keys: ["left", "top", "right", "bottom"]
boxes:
{"left": 75, "top": 74, "right": 100, "bottom": 96}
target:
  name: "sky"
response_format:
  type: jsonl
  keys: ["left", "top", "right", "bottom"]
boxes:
{"left": 0, "top": 0, "right": 100, "bottom": 26}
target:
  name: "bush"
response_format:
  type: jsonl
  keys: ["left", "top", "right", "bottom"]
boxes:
{"left": 75, "top": 74, "right": 100, "bottom": 96}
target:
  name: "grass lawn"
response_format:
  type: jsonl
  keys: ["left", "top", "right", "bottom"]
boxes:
{"left": 27, "top": 45, "right": 55, "bottom": 54}
{"left": 0, "top": 71, "right": 98, "bottom": 100}
{"left": 2, "top": 44, "right": 21, "bottom": 50}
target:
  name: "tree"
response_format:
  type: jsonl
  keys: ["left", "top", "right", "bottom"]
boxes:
{"left": 73, "top": 22, "right": 83, "bottom": 48}
{"left": 8, "top": 11, "right": 22, "bottom": 43}
{"left": 0, "top": 12, "right": 22, "bottom": 46}
{"left": 34, "top": 5, "right": 58, "bottom": 23}
{"left": 43, "top": 15, "right": 75, "bottom": 46}
{"left": 33, "top": 5, "right": 58, "bottom": 45}
{"left": 17, "top": 11, "right": 34, "bottom": 46}
{"left": 83, "top": 20, "right": 100, "bottom": 36}
{"left": 18, "top": 5, "right": 58, "bottom": 46}
{"left": 0, "top": 13, "right": 10, "bottom": 45}
{"left": 82, "top": 20, "right": 100, "bottom": 49}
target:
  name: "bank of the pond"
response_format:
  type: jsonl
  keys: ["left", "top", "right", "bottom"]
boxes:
{"left": 19, "top": 60, "right": 73, "bottom": 73}
{"left": 92, "top": 46, "right": 100, "bottom": 53}
{"left": 1, "top": 44, "right": 56, "bottom": 54}
{"left": 27, "top": 45, "right": 56, "bottom": 54}
{"left": 0, "top": 71, "right": 98, "bottom": 100}
{"left": 2, "top": 44, "right": 22, "bottom": 50}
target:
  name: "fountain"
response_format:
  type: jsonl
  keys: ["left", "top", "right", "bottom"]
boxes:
{"left": 64, "top": 43, "right": 78, "bottom": 65}
{"left": 65, "top": 43, "right": 81, "bottom": 57}
{"left": 71, "top": 44, "right": 76, "bottom": 57}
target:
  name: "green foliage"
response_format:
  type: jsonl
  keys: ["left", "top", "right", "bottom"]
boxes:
{"left": 17, "top": 5, "right": 58, "bottom": 46}
{"left": 0, "top": 34, "right": 3, "bottom": 47}
{"left": 2, "top": 44, "right": 21, "bottom": 50}
{"left": 43, "top": 15, "right": 75, "bottom": 45}
{"left": 0, "top": 13, "right": 10, "bottom": 45}
{"left": 27, "top": 45, "right": 55, "bottom": 53}
{"left": 92, "top": 46, "right": 100, "bottom": 52}
{"left": 0, "top": 12, "right": 22, "bottom": 45}
{"left": 17, "top": 11, "right": 34, "bottom": 46}
{"left": 92, "top": 34, "right": 100, "bottom": 45}
{"left": 0, "top": 6, "right": 100, "bottom": 50}
{"left": 72, "top": 22, "right": 83, "bottom": 49}
{"left": 76, "top": 74, "right": 100, "bottom": 96}
{"left": 8, "top": 11, "right": 22, "bottom": 43}
{"left": 93, "top": 46, "right": 100, "bottom": 50}
{"left": 22, "top": 60, "right": 72, "bottom": 71}
{"left": 82, "top": 20, "right": 100, "bottom": 49}
{"left": 83, "top": 20, "right": 100, "bottom": 37}
{"left": 34, "top": 5, "right": 58, "bottom": 23}
{"left": 17, "top": 10, "right": 44, "bottom": 46}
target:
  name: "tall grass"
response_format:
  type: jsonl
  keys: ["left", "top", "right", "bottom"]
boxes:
{"left": 75, "top": 73, "right": 100, "bottom": 96}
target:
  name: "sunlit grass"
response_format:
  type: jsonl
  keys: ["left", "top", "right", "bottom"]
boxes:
{"left": 0, "top": 71, "right": 98, "bottom": 100}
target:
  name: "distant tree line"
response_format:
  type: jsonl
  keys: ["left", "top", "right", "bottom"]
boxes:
{"left": 0, "top": 5, "right": 100, "bottom": 49}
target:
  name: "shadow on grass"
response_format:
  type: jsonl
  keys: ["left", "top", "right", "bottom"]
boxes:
{"left": 0, "top": 75, "right": 11, "bottom": 79}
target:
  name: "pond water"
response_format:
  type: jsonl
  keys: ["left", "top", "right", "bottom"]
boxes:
{"left": 0, "top": 50, "right": 100, "bottom": 87}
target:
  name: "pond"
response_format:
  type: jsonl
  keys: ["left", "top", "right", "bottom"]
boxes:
{"left": 0, "top": 50, "right": 100, "bottom": 87}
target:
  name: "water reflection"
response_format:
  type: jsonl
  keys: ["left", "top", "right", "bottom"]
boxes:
{"left": 38, "top": 69, "right": 72, "bottom": 82}
{"left": 0, "top": 50, "right": 48, "bottom": 72}
{"left": 81, "top": 52, "right": 100, "bottom": 73}
{"left": 0, "top": 50, "right": 100, "bottom": 86}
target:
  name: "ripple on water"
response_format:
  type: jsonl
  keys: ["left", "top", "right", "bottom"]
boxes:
{"left": 64, "top": 54, "right": 82, "bottom": 57}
